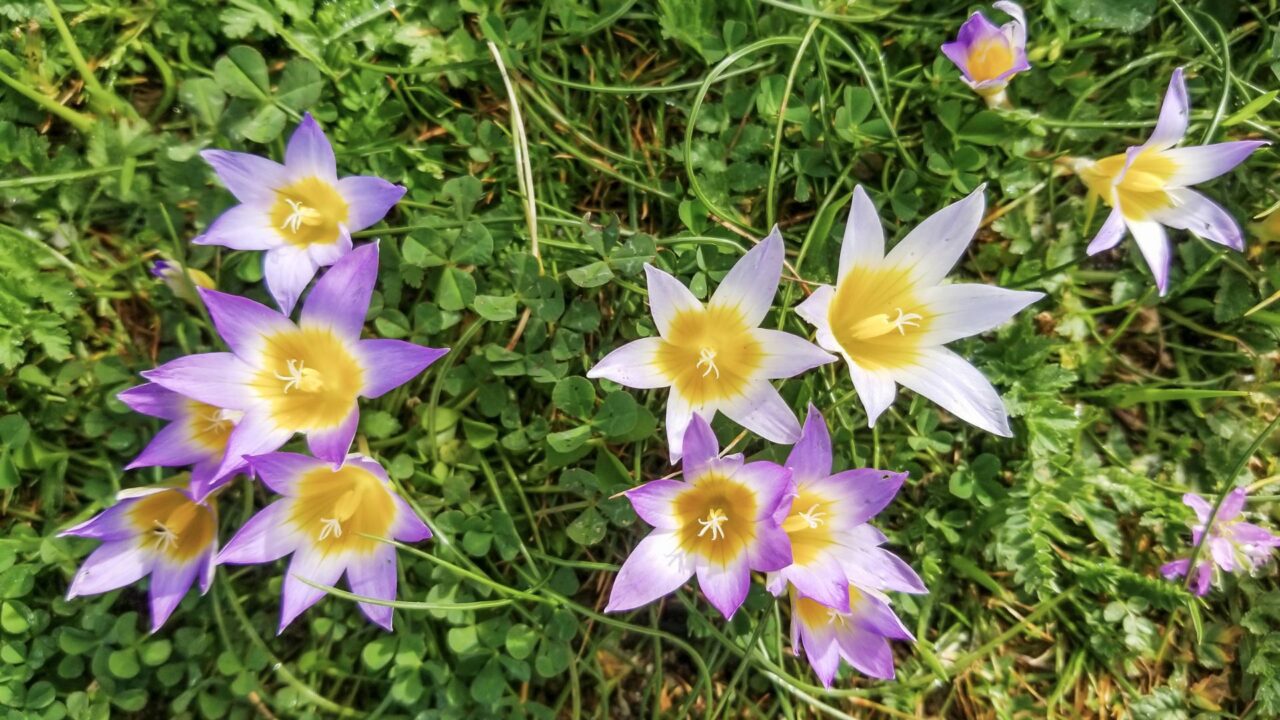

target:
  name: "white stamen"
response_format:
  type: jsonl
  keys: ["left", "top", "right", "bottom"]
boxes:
{"left": 889, "top": 308, "right": 922, "bottom": 335}
{"left": 697, "top": 508, "right": 728, "bottom": 541}
{"left": 274, "top": 359, "right": 308, "bottom": 394}
{"left": 318, "top": 517, "right": 343, "bottom": 541}
{"left": 281, "top": 198, "right": 309, "bottom": 233}
{"left": 152, "top": 521, "right": 179, "bottom": 551}
{"left": 798, "top": 504, "right": 826, "bottom": 529}
{"left": 696, "top": 348, "right": 720, "bottom": 379}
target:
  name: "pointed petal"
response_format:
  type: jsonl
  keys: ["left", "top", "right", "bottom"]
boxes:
{"left": 664, "top": 394, "right": 699, "bottom": 465}
{"left": 148, "top": 558, "right": 200, "bottom": 632}
{"left": 718, "top": 381, "right": 801, "bottom": 444}
{"left": 303, "top": 227, "right": 353, "bottom": 268}
{"left": 884, "top": 185, "right": 985, "bottom": 287}
{"left": 279, "top": 548, "right": 346, "bottom": 632}
{"left": 263, "top": 246, "right": 320, "bottom": 317}
{"left": 67, "top": 539, "right": 153, "bottom": 599}
{"left": 1152, "top": 188, "right": 1245, "bottom": 251}
{"left": 1142, "top": 68, "right": 1189, "bottom": 152}
{"left": 795, "top": 610, "right": 841, "bottom": 687}
{"left": 604, "top": 530, "right": 695, "bottom": 613}
{"left": 246, "top": 452, "right": 326, "bottom": 495}
{"left": 838, "top": 186, "right": 886, "bottom": 280}
{"left": 348, "top": 544, "right": 397, "bottom": 631}
{"left": 1182, "top": 493, "right": 1213, "bottom": 524}
{"left": 626, "top": 480, "right": 686, "bottom": 530}
{"left": 644, "top": 264, "right": 702, "bottom": 340}
{"left": 994, "top": 1, "right": 1026, "bottom": 45}
{"left": 1210, "top": 536, "right": 1236, "bottom": 572}
{"left": 285, "top": 114, "right": 338, "bottom": 182}
{"left": 733, "top": 460, "right": 794, "bottom": 520}
{"left": 680, "top": 413, "right": 721, "bottom": 478}
{"left": 307, "top": 409, "right": 359, "bottom": 465}
{"left": 709, "top": 227, "right": 783, "bottom": 327}
{"left": 847, "top": 361, "right": 897, "bottom": 428}
{"left": 200, "top": 150, "right": 288, "bottom": 202}
{"left": 1086, "top": 207, "right": 1128, "bottom": 255}
{"left": 1125, "top": 217, "right": 1172, "bottom": 295}
{"left": 854, "top": 591, "right": 915, "bottom": 641}
{"left": 916, "top": 283, "right": 1043, "bottom": 345}
{"left": 356, "top": 339, "right": 448, "bottom": 398}
{"left": 893, "top": 346, "right": 1011, "bottom": 436}
{"left": 843, "top": 545, "right": 928, "bottom": 594}
{"left": 127, "top": 422, "right": 210, "bottom": 469}
{"left": 1160, "top": 558, "right": 1190, "bottom": 580}
{"left": 117, "top": 383, "right": 186, "bottom": 421}
{"left": 189, "top": 459, "right": 235, "bottom": 503}
{"left": 336, "top": 176, "right": 407, "bottom": 231}
{"left": 786, "top": 406, "right": 832, "bottom": 485}
{"left": 193, "top": 203, "right": 282, "bottom": 251}
{"left": 587, "top": 338, "right": 671, "bottom": 389}
{"left": 59, "top": 502, "right": 138, "bottom": 542}
{"left": 1218, "top": 487, "right": 1247, "bottom": 523}
{"left": 1194, "top": 561, "right": 1213, "bottom": 595}
{"left": 784, "top": 557, "right": 851, "bottom": 612}
{"left": 391, "top": 493, "right": 432, "bottom": 543}
{"left": 142, "top": 353, "right": 256, "bottom": 410}
{"left": 217, "top": 500, "right": 302, "bottom": 565}
{"left": 747, "top": 524, "right": 793, "bottom": 573}
{"left": 696, "top": 557, "right": 751, "bottom": 619}
{"left": 819, "top": 468, "right": 907, "bottom": 528}
{"left": 794, "top": 285, "right": 839, "bottom": 353}
{"left": 197, "top": 288, "right": 296, "bottom": 361}
{"left": 835, "top": 625, "right": 896, "bottom": 679}
{"left": 752, "top": 329, "right": 836, "bottom": 379}
{"left": 217, "top": 410, "right": 295, "bottom": 478}
{"left": 300, "top": 242, "right": 379, "bottom": 340}
{"left": 1163, "top": 141, "right": 1268, "bottom": 186}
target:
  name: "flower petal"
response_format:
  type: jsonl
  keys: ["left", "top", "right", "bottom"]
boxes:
{"left": 835, "top": 624, "right": 896, "bottom": 679}
{"left": 304, "top": 228, "right": 354, "bottom": 267}
{"left": 336, "top": 176, "right": 407, "bottom": 231}
{"left": 1210, "top": 536, "right": 1236, "bottom": 572}
{"left": 306, "top": 409, "right": 359, "bottom": 465}
{"left": 786, "top": 405, "right": 832, "bottom": 485}
{"left": 696, "top": 556, "right": 751, "bottom": 619}
{"left": 1142, "top": 68, "right": 1189, "bottom": 152}
{"left": 285, "top": 114, "right": 338, "bottom": 182}
{"left": 300, "top": 242, "right": 379, "bottom": 340}
{"left": 246, "top": 452, "right": 326, "bottom": 495}
{"left": 847, "top": 361, "right": 897, "bottom": 428}
{"left": 718, "top": 381, "right": 801, "bottom": 445}
{"left": 67, "top": 539, "right": 153, "bottom": 599}
{"left": 390, "top": 494, "right": 432, "bottom": 543}
{"left": 1125, "top": 217, "right": 1172, "bottom": 295}
{"left": 854, "top": 592, "right": 914, "bottom": 642}
{"left": 355, "top": 339, "right": 448, "bottom": 398}
{"left": 664, "top": 393, "right": 699, "bottom": 465}
{"left": 148, "top": 558, "right": 200, "bottom": 632}
{"left": 263, "top": 246, "right": 320, "bottom": 317}
{"left": 818, "top": 468, "right": 907, "bottom": 528}
{"left": 783, "top": 556, "right": 851, "bottom": 612}
{"left": 200, "top": 150, "right": 288, "bottom": 202}
{"left": 126, "top": 422, "right": 211, "bottom": 470}
{"left": 838, "top": 186, "right": 886, "bottom": 280}
{"left": 884, "top": 185, "right": 985, "bottom": 287}
{"left": 142, "top": 353, "right": 256, "bottom": 410}
{"left": 198, "top": 288, "right": 296, "bottom": 361}
{"left": 747, "top": 523, "right": 793, "bottom": 573}
{"left": 794, "top": 607, "right": 841, "bottom": 687}
{"left": 587, "top": 338, "right": 670, "bottom": 389}
{"left": 1163, "top": 140, "right": 1268, "bottom": 186}
{"left": 1218, "top": 487, "right": 1247, "bottom": 523}
{"left": 189, "top": 459, "right": 236, "bottom": 503}
{"left": 117, "top": 383, "right": 186, "bottom": 421}
{"left": 279, "top": 548, "right": 346, "bottom": 633}
{"left": 752, "top": 328, "right": 836, "bottom": 379}
{"left": 733, "top": 460, "right": 794, "bottom": 520}
{"left": 217, "top": 500, "right": 301, "bottom": 565}
{"left": 644, "top": 264, "right": 703, "bottom": 340}
{"left": 708, "top": 227, "right": 783, "bottom": 327}
{"left": 193, "top": 203, "right": 282, "bottom": 251}
{"left": 1160, "top": 558, "right": 1190, "bottom": 580}
{"left": 680, "top": 413, "right": 721, "bottom": 478}
{"left": 217, "top": 410, "right": 295, "bottom": 478}
{"left": 916, "top": 283, "right": 1043, "bottom": 345}
{"left": 604, "top": 530, "right": 695, "bottom": 613}
{"left": 348, "top": 543, "right": 397, "bottom": 631}
{"left": 1151, "top": 188, "right": 1244, "bottom": 251}
{"left": 994, "top": 1, "right": 1027, "bottom": 45}
{"left": 893, "top": 346, "right": 1011, "bottom": 437}
{"left": 1182, "top": 493, "right": 1213, "bottom": 524}
{"left": 795, "top": 285, "right": 838, "bottom": 353}
{"left": 626, "top": 480, "right": 686, "bottom": 530}
{"left": 1193, "top": 561, "right": 1213, "bottom": 595}
{"left": 843, "top": 545, "right": 928, "bottom": 594}
{"left": 60, "top": 503, "right": 138, "bottom": 542}
{"left": 1086, "top": 207, "right": 1128, "bottom": 255}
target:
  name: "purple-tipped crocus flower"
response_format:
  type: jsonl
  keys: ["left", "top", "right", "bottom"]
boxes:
{"left": 196, "top": 113, "right": 407, "bottom": 315}
{"left": 789, "top": 583, "right": 915, "bottom": 684}
{"left": 118, "top": 383, "right": 244, "bottom": 502}
{"left": 1161, "top": 488, "right": 1280, "bottom": 596}
{"left": 142, "top": 243, "right": 447, "bottom": 481}
{"left": 765, "top": 407, "right": 924, "bottom": 612}
{"left": 606, "top": 414, "right": 794, "bottom": 619}
{"left": 61, "top": 486, "right": 218, "bottom": 632}
{"left": 941, "top": 2, "right": 1029, "bottom": 108}
{"left": 587, "top": 229, "right": 835, "bottom": 462}
{"left": 1074, "top": 68, "right": 1268, "bottom": 294}
{"left": 217, "top": 452, "right": 431, "bottom": 632}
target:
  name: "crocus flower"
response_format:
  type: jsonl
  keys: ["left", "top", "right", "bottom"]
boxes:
{"left": 151, "top": 259, "right": 215, "bottom": 305}
{"left": 61, "top": 486, "right": 218, "bottom": 632}
{"left": 196, "top": 113, "right": 407, "bottom": 314}
{"left": 765, "top": 407, "right": 924, "bottom": 611}
{"left": 143, "top": 243, "right": 447, "bottom": 480}
{"left": 795, "top": 186, "right": 1042, "bottom": 436}
{"left": 1073, "top": 68, "right": 1268, "bottom": 294}
{"left": 941, "top": 2, "right": 1029, "bottom": 108}
{"left": 118, "top": 383, "right": 244, "bottom": 502}
{"left": 789, "top": 583, "right": 914, "bottom": 684}
{"left": 1161, "top": 488, "right": 1280, "bottom": 596}
{"left": 217, "top": 452, "right": 430, "bottom": 632}
{"left": 587, "top": 229, "right": 835, "bottom": 462}
{"left": 605, "top": 414, "right": 793, "bottom": 619}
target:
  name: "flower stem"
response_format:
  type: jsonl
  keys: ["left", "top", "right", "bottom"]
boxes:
{"left": 0, "top": 70, "right": 95, "bottom": 132}
{"left": 41, "top": 0, "right": 142, "bottom": 122}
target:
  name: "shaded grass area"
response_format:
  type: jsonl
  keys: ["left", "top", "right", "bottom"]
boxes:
{"left": 2, "top": 0, "right": 1280, "bottom": 717}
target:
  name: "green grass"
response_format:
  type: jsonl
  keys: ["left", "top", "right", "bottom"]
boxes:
{"left": 2, "top": 0, "right": 1280, "bottom": 717}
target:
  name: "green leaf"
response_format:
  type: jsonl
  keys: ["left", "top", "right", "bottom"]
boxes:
{"left": 362, "top": 636, "right": 396, "bottom": 671}
{"left": 442, "top": 176, "right": 484, "bottom": 219}
{"left": 552, "top": 377, "right": 595, "bottom": 418}
{"left": 566, "top": 261, "right": 614, "bottom": 288}
{"left": 178, "top": 78, "right": 226, "bottom": 126}
{"left": 447, "top": 625, "right": 479, "bottom": 654}
{"left": 546, "top": 425, "right": 591, "bottom": 453}
{"left": 505, "top": 624, "right": 538, "bottom": 660}
{"left": 108, "top": 648, "right": 141, "bottom": 679}
{"left": 437, "top": 267, "right": 476, "bottom": 312}
{"left": 238, "top": 104, "right": 287, "bottom": 143}
{"left": 593, "top": 391, "right": 638, "bottom": 437}
{"left": 470, "top": 658, "right": 506, "bottom": 705}
{"left": 213, "top": 45, "right": 270, "bottom": 99}
{"left": 1224, "top": 91, "right": 1279, "bottom": 127}
{"left": 473, "top": 295, "right": 518, "bottom": 322}
{"left": 276, "top": 60, "right": 323, "bottom": 111}
{"left": 0, "top": 601, "right": 28, "bottom": 633}
{"left": 566, "top": 507, "right": 607, "bottom": 545}
{"left": 1058, "top": 0, "right": 1155, "bottom": 32}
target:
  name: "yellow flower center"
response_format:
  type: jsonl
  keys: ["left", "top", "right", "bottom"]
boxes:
{"left": 675, "top": 473, "right": 758, "bottom": 566}
{"left": 269, "top": 177, "right": 350, "bottom": 247}
{"left": 967, "top": 37, "right": 1015, "bottom": 83}
{"left": 288, "top": 463, "right": 397, "bottom": 556}
{"left": 654, "top": 306, "right": 763, "bottom": 405}
{"left": 251, "top": 328, "right": 364, "bottom": 431}
{"left": 793, "top": 584, "right": 862, "bottom": 626}
{"left": 1078, "top": 149, "right": 1178, "bottom": 221}
{"left": 186, "top": 400, "right": 237, "bottom": 456}
{"left": 780, "top": 489, "right": 835, "bottom": 566}
{"left": 828, "top": 266, "right": 928, "bottom": 371}
{"left": 130, "top": 490, "right": 217, "bottom": 562}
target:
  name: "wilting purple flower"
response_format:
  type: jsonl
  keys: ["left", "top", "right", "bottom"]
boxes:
{"left": 1074, "top": 68, "right": 1268, "bottom": 294}
{"left": 196, "top": 114, "right": 406, "bottom": 315}
{"left": 605, "top": 414, "right": 794, "bottom": 619}
{"left": 150, "top": 259, "right": 215, "bottom": 305}
{"left": 941, "top": 2, "right": 1029, "bottom": 108}
{"left": 588, "top": 229, "right": 835, "bottom": 462}
{"left": 789, "top": 583, "right": 914, "bottom": 684}
{"left": 1161, "top": 488, "right": 1280, "bottom": 596}
{"left": 795, "top": 186, "right": 1042, "bottom": 437}
{"left": 142, "top": 243, "right": 447, "bottom": 481}
{"left": 61, "top": 486, "right": 218, "bottom": 632}
{"left": 118, "top": 383, "right": 244, "bottom": 502}
{"left": 765, "top": 407, "right": 924, "bottom": 612}
{"left": 217, "top": 452, "right": 430, "bottom": 632}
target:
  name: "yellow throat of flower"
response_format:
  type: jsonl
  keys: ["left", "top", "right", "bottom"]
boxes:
{"left": 270, "top": 177, "right": 350, "bottom": 247}
{"left": 828, "top": 265, "right": 929, "bottom": 371}
{"left": 289, "top": 464, "right": 397, "bottom": 555}
{"left": 1076, "top": 149, "right": 1177, "bottom": 221}
{"left": 654, "top": 305, "right": 763, "bottom": 406}
{"left": 967, "top": 37, "right": 1015, "bottom": 83}
{"left": 186, "top": 400, "right": 237, "bottom": 455}
{"left": 675, "top": 473, "right": 758, "bottom": 566}
{"left": 252, "top": 328, "right": 364, "bottom": 431}
{"left": 131, "top": 490, "right": 217, "bottom": 562}
{"left": 780, "top": 487, "right": 834, "bottom": 566}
